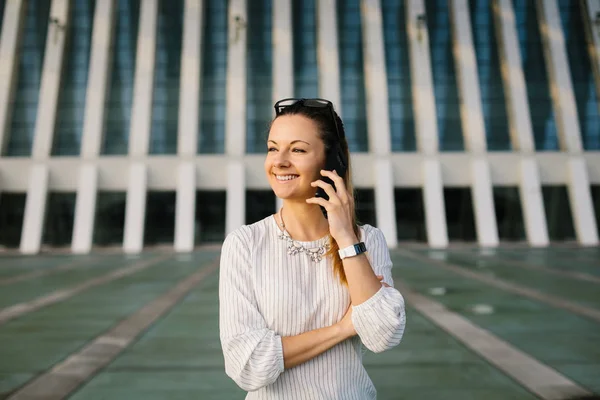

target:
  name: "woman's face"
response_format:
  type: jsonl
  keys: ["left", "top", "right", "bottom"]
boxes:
{"left": 264, "top": 114, "right": 326, "bottom": 201}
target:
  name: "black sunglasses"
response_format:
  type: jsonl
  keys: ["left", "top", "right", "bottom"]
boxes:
{"left": 273, "top": 98, "right": 344, "bottom": 141}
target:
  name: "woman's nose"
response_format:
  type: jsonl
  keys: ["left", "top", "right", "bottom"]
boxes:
{"left": 274, "top": 152, "right": 290, "bottom": 168}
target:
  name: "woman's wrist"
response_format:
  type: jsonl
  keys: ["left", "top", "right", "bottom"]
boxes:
{"left": 333, "top": 319, "right": 356, "bottom": 341}
{"left": 334, "top": 233, "right": 359, "bottom": 249}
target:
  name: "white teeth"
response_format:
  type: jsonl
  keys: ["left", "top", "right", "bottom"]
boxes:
{"left": 276, "top": 175, "right": 298, "bottom": 181}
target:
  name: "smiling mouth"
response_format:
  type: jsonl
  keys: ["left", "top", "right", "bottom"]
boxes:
{"left": 275, "top": 174, "right": 299, "bottom": 182}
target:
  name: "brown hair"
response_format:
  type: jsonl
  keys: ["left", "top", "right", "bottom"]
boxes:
{"left": 273, "top": 101, "right": 359, "bottom": 286}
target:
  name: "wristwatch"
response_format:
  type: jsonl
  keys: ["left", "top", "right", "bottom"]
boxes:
{"left": 338, "top": 242, "right": 367, "bottom": 259}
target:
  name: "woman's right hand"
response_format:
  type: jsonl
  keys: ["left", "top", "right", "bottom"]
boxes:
{"left": 337, "top": 305, "right": 356, "bottom": 339}
{"left": 336, "top": 275, "right": 389, "bottom": 339}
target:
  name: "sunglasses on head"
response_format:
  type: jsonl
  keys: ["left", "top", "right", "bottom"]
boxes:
{"left": 273, "top": 98, "right": 344, "bottom": 142}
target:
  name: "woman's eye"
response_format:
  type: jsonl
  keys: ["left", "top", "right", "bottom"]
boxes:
{"left": 267, "top": 147, "right": 277, "bottom": 152}
{"left": 292, "top": 148, "right": 306, "bottom": 153}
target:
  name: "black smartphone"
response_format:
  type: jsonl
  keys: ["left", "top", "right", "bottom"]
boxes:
{"left": 315, "top": 144, "right": 348, "bottom": 218}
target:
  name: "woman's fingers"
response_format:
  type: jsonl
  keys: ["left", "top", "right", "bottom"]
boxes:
{"left": 377, "top": 275, "right": 391, "bottom": 287}
{"left": 319, "top": 170, "right": 349, "bottom": 203}
{"left": 311, "top": 180, "right": 340, "bottom": 204}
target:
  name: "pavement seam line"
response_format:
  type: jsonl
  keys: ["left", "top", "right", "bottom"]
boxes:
{"left": 0, "top": 254, "right": 172, "bottom": 326}
{"left": 398, "top": 249, "right": 600, "bottom": 323}
{"left": 451, "top": 251, "right": 600, "bottom": 284}
{"left": 0, "top": 259, "right": 89, "bottom": 286}
{"left": 397, "top": 282, "right": 592, "bottom": 400}
{"left": 7, "top": 257, "right": 220, "bottom": 400}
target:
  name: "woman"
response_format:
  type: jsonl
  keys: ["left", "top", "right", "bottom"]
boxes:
{"left": 219, "top": 98, "right": 406, "bottom": 399}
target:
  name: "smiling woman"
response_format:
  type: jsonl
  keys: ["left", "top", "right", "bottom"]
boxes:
{"left": 219, "top": 98, "right": 406, "bottom": 399}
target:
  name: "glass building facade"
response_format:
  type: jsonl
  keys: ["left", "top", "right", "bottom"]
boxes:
{"left": 0, "top": 0, "right": 598, "bottom": 252}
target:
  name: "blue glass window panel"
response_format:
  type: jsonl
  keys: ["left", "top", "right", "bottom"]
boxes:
{"left": 592, "top": 185, "right": 600, "bottom": 239}
{"left": 195, "top": 190, "right": 226, "bottom": 243}
{"left": 4, "top": 0, "right": 51, "bottom": 156}
{"left": 494, "top": 187, "right": 526, "bottom": 241}
{"left": 150, "top": 0, "right": 183, "bottom": 155}
{"left": 394, "top": 188, "right": 427, "bottom": 241}
{"left": 42, "top": 192, "right": 76, "bottom": 246}
{"left": 246, "top": 0, "right": 272, "bottom": 154}
{"left": 0, "top": 0, "right": 6, "bottom": 38}
{"left": 52, "top": 0, "right": 96, "bottom": 156}
{"left": 425, "top": 0, "right": 464, "bottom": 151}
{"left": 470, "top": 0, "right": 511, "bottom": 151}
{"left": 381, "top": 1, "right": 416, "bottom": 152}
{"left": 0, "top": 193, "right": 26, "bottom": 248}
{"left": 292, "top": 0, "right": 318, "bottom": 98}
{"left": 558, "top": 0, "right": 599, "bottom": 150}
{"left": 102, "top": 0, "right": 140, "bottom": 155}
{"left": 93, "top": 191, "right": 126, "bottom": 246}
{"left": 337, "top": 0, "right": 368, "bottom": 152}
{"left": 198, "top": 0, "right": 227, "bottom": 154}
{"left": 513, "top": 0, "right": 559, "bottom": 151}
{"left": 144, "top": 191, "right": 176, "bottom": 245}
{"left": 542, "top": 185, "right": 575, "bottom": 240}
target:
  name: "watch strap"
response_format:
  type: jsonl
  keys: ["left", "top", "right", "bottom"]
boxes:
{"left": 338, "top": 242, "right": 367, "bottom": 259}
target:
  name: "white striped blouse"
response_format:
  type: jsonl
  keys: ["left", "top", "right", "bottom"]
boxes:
{"left": 219, "top": 215, "right": 406, "bottom": 399}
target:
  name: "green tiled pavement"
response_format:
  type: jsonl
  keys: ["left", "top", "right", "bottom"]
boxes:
{"left": 0, "top": 254, "right": 156, "bottom": 308}
{"left": 73, "top": 266, "right": 537, "bottom": 400}
{"left": 429, "top": 251, "right": 600, "bottom": 309}
{"left": 363, "top": 312, "right": 538, "bottom": 399}
{"left": 71, "top": 272, "right": 245, "bottom": 400}
{"left": 0, "top": 255, "right": 91, "bottom": 279}
{"left": 393, "top": 252, "right": 600, "bottom": 394}
{"left": 1, "top": 247, "right": 599, "bottom": 399}
{"left": 0, "top": 251, "right": 219, "bottom": 398}
{"left": 459, "top": 248, "right": 600, "bottom": 276}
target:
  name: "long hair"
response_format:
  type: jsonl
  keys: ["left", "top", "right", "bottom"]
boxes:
{"left": 273, "top": 101, "right": 360, "bottom": 286}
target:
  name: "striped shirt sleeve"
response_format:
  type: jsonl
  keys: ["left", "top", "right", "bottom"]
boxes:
{"left": 219, "top": 228, "right": 285, "bottom": 391}
{"left": 351, "top": 226, "right": 406, "bottom": 353}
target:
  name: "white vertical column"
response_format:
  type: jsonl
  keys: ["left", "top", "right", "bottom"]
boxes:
{"left": 407, "top": 0, "right": 438, "bottom": 154}
{"left": 360, "top": 0, "right": 390, "bottom": 156}
{"left": 272, "top": 0, "right": 292, "bottom": 213}
{"left": 316, "top": 0, "right": 341, "bottom": 111}
{"left": 423, "top": 158, "right": 448, "bottom": 248}
{"left": 449, "top": 0, "right": 498, "bottom": 247}
{"left": 519, "top": 159, "right": 548, "bottom": 246}
{"left": 567, "top": 158, "right": 597, "bottom": 245}
{"left": 175, "top": 162, "right": 196, "bottom": 251}
{"left": 449, "top": 0, "right": 486, "bottom": 153}
{"left": 124, "top": 0, "right": 157, "bottom": 252}
{"left": 20, "top": 0, "right": 70, "bottom": 254}
{"left": 538, "top": 0, "right": 598, "bottom": 245}
{"left": 175, "top": 0, "right": 203, "bottom": 251}
{"left": 123, "top": 163, "right": 147, "bottom": 253}
{"left": 493, "top": 0, "right": 548, "bottom": 246}
{"left": 470, "top": 158, "right": 498, "bottom": 247}
{"left": 373, "top": 159, "right": 397, "bottom": 248}
{"left": 73, "top": 0, "right": 116, "bottom": 253}
{"left": 80, "top": 0, "right": 116, "bottom": 158}
{"left": 272, "top": 0, "right": 293, "bottom": 102}
{"left": 31, "top": 0, "right": 70, "bottom": 159}
{"left": 128, "top": 0, "right": 157, "bottom": 157}
{"left": 225, "top": 0, "right": 247, "bottom": 231}
{"left": 72, "top": 164, "right": 98, "bottom": 253}
{"left": 407, "top": 0, "right": 448, "bottom": 247}
{"left": 178, "top": 0, "right": 203, "bottom": 156}
{"left": 225, "top": 0, "right": 247, "bottom": 157}
{"left": 20, "top": 165, "right": 49, "bottom": 254}
{"left": 360, "top": 0, "right": 396, "bottom": 247}
{"left": 584, "top": 0, "right": 600, "bottom": 113}
{"left": 0, "top": 0, "right": 26, "bottom": 155}
{"left": 226, "top": 161, "right": 245, "bottom": 235}
{"left": 537, "top": 0, "right": 582, "bottom": 153}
